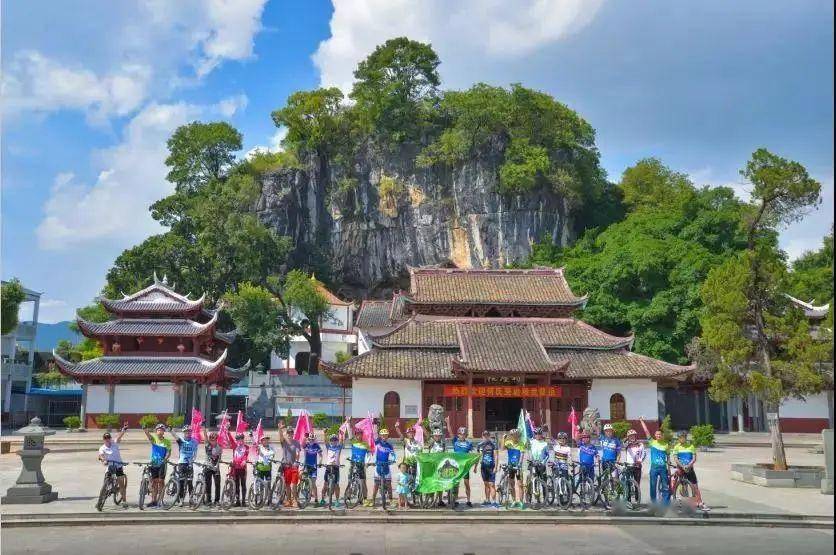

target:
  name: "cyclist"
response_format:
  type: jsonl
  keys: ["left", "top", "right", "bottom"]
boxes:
{"left": 501, "top": 428, "right": 526, "bottom": 509}
{"left": 278, "top": 420, "right": 301, "bottom": 507}
{"left": 552, "top": 431, "right": 572, "bottom": 481}
{"left": 97, "top": 423, "right": 128, "bottom": 505}
{"left": 370, "top": 428, "right": 396, "bottom": 508}
{"left": 427, "top": 422, "right": 448, "bottom": 507}
{"left": 168, "top": 425, "right": 199, "bottom": 505}
{"left": 622, "top": 429, "right": 645, "bottom": 492}
{"left": 671, "top": 431, "right": 710, "bottom": 511}
{"left": 449, "top": 424, "right": 474, "bottom": 508}
{"left": 231, "top": 432, "right": 250, "bottom": 507}
{"left": 599, "top": 423, "right": 622, "bottom": 481}
{"left": 477, "top": 430, "right": 497, "bottom": 507}
{"left": 202, "top": 430, "right": 223, "bottom": 506}
{"left": 639, "top": 417, "right": 670, "bottom": 506}
{"left": 255, "top": 434, "right": 275, "bottom": 495}
{"left": 142, "top": 423, "right": 171, "bottom": 508}
{"left": 346, "top": 425, "right": 372, "bottom": 507}
{"left": 321, "top": 433, "right": 344, "bottom": 507}
{"left": 577, "top": 431, "right": 598, "bottom": 484}
{"left": 302, "top": 431, "right": 322, "bottom": 506}
{"left": 393, "top": 420, "right": 423, "bottom": 469}
{"left": 528, "top": 427, "right": 551, "bottom": 493}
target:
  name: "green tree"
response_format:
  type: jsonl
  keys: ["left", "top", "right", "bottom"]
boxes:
{"left": 279, "top": 270, "right": 332, "bottom": 372}
{"left": 224, "top": 283, "right": 287, "bottom": 369}
{"left": 788, "top": 227, "right": 833, "bottom": 305}
{"left": 1, "top": 278, "right": 26, "bottom": 335}
{"left": 271, "top": 88, "right": 347, "bottom": 157}
{"left": 350, "top": 37, "right": 440, "bottom": 143}
{"left": 165, "top": 121, "right": 242, "bottom": 192}
{"left": 528, "top": 160, "right": 748, "bottom": 363}
{"left": 700, "top": 148, "right": 824, "bottom": 470}
{"left": 620, "top": 158, "right": 695, "bottom": 211}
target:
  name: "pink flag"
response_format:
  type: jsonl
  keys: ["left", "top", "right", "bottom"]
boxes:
{"left": 338, "top": 420, "right": 351, "bottom": 442}
{"left": 217, "top": 411, "right": 232, "bottom": 449}
{"left": 568, "top": 406, "right": 579, "bottom": 441}
{"left": 235, "top": 410, "right": 248, "bottom": 434}
{"left": 190, "top": 408, "right": 204, "bottom": 443}
{"left": 412, "top": 410, "right": 425, "bottom": 445}
{"left": 293, "top": 410, "right": 312, "bottom": 443}
{"left": 353, "top": 413, "right": 376, "bottom": 453}
{"left": 250, "top": 418, "right": 264, "bottom": 458}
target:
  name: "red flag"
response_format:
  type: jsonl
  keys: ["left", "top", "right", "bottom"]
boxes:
{"left": 568, "top": 406, "right": 579, "bottom": 441}
{"left": 190, "top": 408, "right": 204, "bottom": 443}
{"left": 250, "top": 418, "right": 264, "bottom": 458}
{"left": 412, "top": 409, "right": 425, "bottom": 445}
{"left": 338, "top": 419, "right": 350, "bottom": 443}
{"left": 217, "top": 411, "right": 232, "bottom": 449}
{"left": 293, "top": 410, "right": 311, "bottom": 443}
{"left": 235, "top": 410, "right": 248, "bottom": 434}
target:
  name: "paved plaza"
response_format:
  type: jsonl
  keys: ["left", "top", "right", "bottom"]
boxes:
{"left": 0, "top": 431, "right": 832, "bottom": 517}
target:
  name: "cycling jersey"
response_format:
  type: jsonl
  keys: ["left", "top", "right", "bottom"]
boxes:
{"left": 176, "top": 436, "right": 199, "bottom": 464}
{"left": 452, "top": 438, "right": 473, "bottom": 454}
{"left": 232, "top": 443, "right": 249, "bottom": 470}
{"left": 256, "top": 445, "right": 275, "bottom": 472}
{"left": 403, "top": 439, "right": 423, "bottom": 462}
{"left": 599, "top": 435, "right": 622, "bottom": 462}
{"left": 504, "top": 440, "right": 524, "bottom": 467}
{"left": 552, "top": 443, "right": 571, "bottom": 468}
{"left": 429, "top": 439, "right": 446, "bottom": 453}
{"left": 529, "top": 438, "right": 550, "bottom": 462}
{"left": 577, "top": 441, "right": 598, "bottom": 466}
{"left": 149, "top": 436, "right": 171, "bottom": 467}
{"left": 477, "top": 439, "right": 496, "bottom": 467}
{"left": 324, "top": 443, "right": 343, "bottom": 465}
{"left": 672, "top": 443, "right": 696, "bottom": 466}
{"left": 350, "top": 441, "right": 369, "bottom": 464}
{"left": 648, "top": 439, "right": 670, "bottom": 467}
{"left": 623, "top": 442, "right": 646, "bottom": 465}
{"left": 303, "top": 442, "right": 321, "bottom": 468}
{"left": 374, "top": 438, "right": 395, "bottom": 464}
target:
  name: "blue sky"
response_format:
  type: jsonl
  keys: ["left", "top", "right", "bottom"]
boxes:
{"left": 2, "top": 0, "right": 833, "bottom": 323}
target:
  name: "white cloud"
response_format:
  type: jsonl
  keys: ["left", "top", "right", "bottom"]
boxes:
{"left": 36, "top": 102, "right": 200, "bottom": 250}
{"left": 215, "top": 94, "right": 249, "bottom": 118}
{"left": 245, "top": 126, "right": 288, "bottom": 158}
{"left": 2, "top": 0, "right": 267, "bottom": 122}
{"left": 314, "top": 0, "right": 605, "bottom": 93}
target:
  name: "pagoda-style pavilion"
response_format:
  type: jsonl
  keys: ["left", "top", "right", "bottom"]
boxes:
{"left": 54, "top": 274, "right": 247, "bottom": 428}
{"left": 327, "top": 266, "right": 693, "bottom": 435}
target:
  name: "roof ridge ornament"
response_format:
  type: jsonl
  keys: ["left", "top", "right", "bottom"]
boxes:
{"left": 153, "top": 271, "right": 160, "bottom": 284}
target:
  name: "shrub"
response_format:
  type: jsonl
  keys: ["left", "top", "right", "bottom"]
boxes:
{"left": 166, "top": 414, "right": 185, "bottom": 428}
{"left": 95, "top": 413, "right": 120, "bottom": 430}
{"left": 325, "top": 424, "right": 342, "bottom": 439}
{"left": 312, "top": 412, "right": 330, "bottom": 429}
{"left": 689, "top": 424, "right": 715, "bottom": 449}
{"left": 660, "top": 414, "right": 674, "bottom": 444}
{"left": 63, "top": 415, "right": 81, "bottom": 429}
{"left": 139, "top": 414, "right": 160, "bottom": 429}
{"left": 609, "top": 420, "right": 631, "bottom": 440}
{"left": 334, "top": 351, "right": 352, "bottom": 364}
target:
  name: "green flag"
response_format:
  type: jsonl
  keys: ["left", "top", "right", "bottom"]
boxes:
{"left": 415, "top": 452, "right": 481, "bottom": 494}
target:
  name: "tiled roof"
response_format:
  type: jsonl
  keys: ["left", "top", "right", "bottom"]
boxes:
{"left": 77, "top": 311, "right": 218, "bottom": 338}
{"left": 355, "top": 301, "right": 396, "bottom": 329}
{"left": 371, "top": 318, "right": 632, "bottom": 349}
{"left": 99, "top": 277, "right": 205, "bottom": 314}
{"left": 326, "top": 349, "right": 457, "bottom": 380}
{"left": 407, "top": 267, "right": 587, "bottom": 306}
{"left": 548, "top": 350, "right": 693, "bottom": 379}
{"left": 314, "top": 281, "right": 352, "bottom": 306}
{"left": 455, "top": 322, "right": 565, "bottom": 373}
{"left": 53, "top": 349, "right": 250, "bottom": 383}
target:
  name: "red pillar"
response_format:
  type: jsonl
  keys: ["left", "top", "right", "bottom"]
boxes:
{"left": 466, "top": 373, "right": 474, "bottom": 436}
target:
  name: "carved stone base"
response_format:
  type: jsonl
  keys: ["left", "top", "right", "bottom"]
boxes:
{"left": 2, "top": 482, "right": 58, "bottom": 504}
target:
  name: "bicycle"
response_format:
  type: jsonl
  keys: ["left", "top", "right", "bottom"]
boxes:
{"left": 297, "top": 463, "right": 318, "bottom": 509}
{"left": 495, "top": 464, "right": 511, "bottom": 508}
{"left": 368, "top": 461, "right": 394, "bottom": 510}
{"left": 248, "top": 460, "right": 273, "bottom": 510}
{"left": 402, "top": 461, "right": 424, "bottom": 508}
{"left": 524, "top": 460, "right": 549, "bottom": 508}
{"left": 268, "top": 461, "right": 294, "bottom": 509}
{"left": 133, "top": 462, "right": 155, "bottom": 510}
{"left": 669, "top": 464, "right": 697, "bottom": 507}
{"left": 343, "top": 460, "right": 367, "bottom": 509}
{"left": 551, "top": 461, "right": 573, "bottom": 509}
{"left": 189, "top": 461, "right": 211, "bottom": 510}
{"left": 597, "top": 460, "right": 621, "bottom": 509}
{"left": 322, "top": 463, "right": 344, "bottom": 510}
{"left": 96, "top": 460, "right": 127, "bottom": 511}
{"left": 571, "top": 461, "right": 596, "bottom": 510}
{"left": 616, "top": 462, "right": 642, "bottom": 510}
{"left": 161, "top": 461, "right": 193, "bottom": 510}
{"left": 219, "top": 461, "right": 243, "bottom": 510}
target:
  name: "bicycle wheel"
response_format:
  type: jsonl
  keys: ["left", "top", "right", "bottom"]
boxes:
{"left": 545, "top": 476, "right": 555, "bottom": 506}
{"left": 534, "top": 478, "right": 547, "bottom": 508}
{"left": 138, "top": 476, "right": 149, "bottom": 510}
{"left": 556, "top": 476, "right": 572, "bottom": 509}
{"left": 578, "top": 479, "right": 594, "bottom": 510}
{"left": 96, "top": 476, "right": 111, "bottom": 512}
{"left": 627, "top": 477, "right": 641, "bottom": 509}
{"left": 112, "top": 476, "right": 126, "bottom": 506}
{"left": 221, "top": 479, "right": 236, "bottom": 511}
{"left": 344, "top": 478, "right": 361, "bottom": 509}
{"left": 270, "top": 477, "right": 286, "bottom": 509}
{"left": 297, "top": 477, "right": 312, "bottom": 509}
{"left": 248, "top": 480, "right": 265, "bottom": 510}
{"left": 190, "top": 478, "right": 205, "bottom": 510}
{"left": 379, "top": 480, "right": 388, "bottom": 510}
{"left": 497, "top": 475, "right": 509, "bottom": 507}
{"left": 161, "top": 476, "right": 180, "bottom": 510}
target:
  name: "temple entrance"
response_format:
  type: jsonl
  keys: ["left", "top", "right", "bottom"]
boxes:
{"left": 485, "top": 397, "right": 522, "bottom": 432}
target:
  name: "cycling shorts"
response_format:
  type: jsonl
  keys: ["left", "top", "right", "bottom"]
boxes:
{"left": 580, "top": 464, "right": 595, "bottom": 482}
{"left": 506, "top": 465, "right": 521, "bottom": 480}
{"left": 304, "top": 464, "right": 318, "bottom": 479}
{"left": 480, "top": 465, "right": 496, "bottom": 483}
{"left": 350, "top": 461, "right": 366, "bottom": 480}
{"left": 177, "top": 463, "right": 193, "bottom": 479}
{"left": 680, "top": 467, "right": 698, "bottom": 484}
{"left": 374, "top": 463, "right": 391, "bottom": 482}
{"left": 324, "top": 465, "right": 340, "bottom": 483}
{"left": 106, "top": 463, "right": 125, "bottom": 477}
{"left": 149, "top": 464, "right": 167, "bottom": 480}
{"left": 283, "top": 465, "right": 300, "bottom": 486}
{"left": 255, "top": 469, "right": 272, "bottom": 480}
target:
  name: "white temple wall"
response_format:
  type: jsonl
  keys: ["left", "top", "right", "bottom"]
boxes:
{"left": 588, "top": 379, "right": 658, "bottom": 420}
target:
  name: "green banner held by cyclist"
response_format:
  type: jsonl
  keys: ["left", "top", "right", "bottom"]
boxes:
{"left": 415, "top": 452, "right": 480, "bottom": 494}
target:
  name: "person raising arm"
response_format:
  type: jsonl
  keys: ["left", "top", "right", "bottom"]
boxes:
{"left": 98, "top": 423, "right": 129, "bottom": 505}
{"left": 143, "top": 423, "right": 171, "bottom": 508}
{"left": 640, "top": 416, "right": 670, "bottom": 507}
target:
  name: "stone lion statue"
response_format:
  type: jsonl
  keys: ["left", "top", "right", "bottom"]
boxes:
{"left": 427, "top": 404, "right": 445, "bottom": 434}
{"left": 580, "top": 406, "right": 601, "bottom": 437}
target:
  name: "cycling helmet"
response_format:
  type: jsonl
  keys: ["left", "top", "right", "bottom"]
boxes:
{"left": 379, "top": 428, "right": 390, "bottom": 435}
{"left": 534, "top": 427, "right": 544, "bottom": 435}
{"left": 602, "top": 423, "right": 613, "bottom": 431}
{"left": 181, "top": 426, "right": 191, "bottom": 433}
{"left": 235, "top": 432, "right": 245, "bottom": 440}
{"left": 556, "top": 432, "right": 568, "bottom": 440}
{"left": 432, "top": 429, "right": 442, "bottom": 436}
{"left": 154, "top": 423, "right": 166, "bottom": 430}
{"left": 626, "top": 429, "right": 637, "bottom": 437}
{"left": 678, "top": 431, "right": 688, "bottom": 438}
{"left": 457, "top": 427, "right": 467, "bottom": 435}
{"left": 509, "top": 428, "right": 519, "bottom": 435}
{"left": 208, "top": 431, "right": 219, "bottom": 439}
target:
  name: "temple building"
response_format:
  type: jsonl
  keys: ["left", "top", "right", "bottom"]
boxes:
{"left": 324, "top": 267, "right": 694, "bottom": 434}
{"left": 53, "top": 275, "right": 248, "bottom": 428}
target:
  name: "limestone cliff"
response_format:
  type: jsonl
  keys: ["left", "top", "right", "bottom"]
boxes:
{"left": 255, "top": 137, "right": 573, "bottom": 293}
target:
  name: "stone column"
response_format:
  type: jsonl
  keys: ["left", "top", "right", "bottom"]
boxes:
{"left": 466, "top": 373, "right": 474, "bottom": 436}
{"left": 694, "top": 389, "right": 701, "bottom": 425}
{"left": 703, "top": 390, "right": 711, "bottom": 427}
{"left": 107, "top": 383, "right": 115, "bottom": 415}
{"left": 736, "top": 397, "right": 745, "bottom": 433}
{"left": 544, "top": 376, "right": 552, "bottom": 434}
{"left": 822, "top": 429, "right": 833, "bottom": 495}
{"left": 79, "top": 383, "right": 88, "bottom": 429}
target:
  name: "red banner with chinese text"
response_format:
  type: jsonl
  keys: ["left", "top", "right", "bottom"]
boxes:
{"left": 442, "top": 385, "right": 562, "bottom": 398}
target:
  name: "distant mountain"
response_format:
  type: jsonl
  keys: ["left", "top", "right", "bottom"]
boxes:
{"left": 27, "top": 321, "right": 81, "bottom": 352}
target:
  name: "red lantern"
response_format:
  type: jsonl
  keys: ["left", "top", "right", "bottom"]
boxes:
{"left": 177, "top": 343, "right": 186, "bottom": 353}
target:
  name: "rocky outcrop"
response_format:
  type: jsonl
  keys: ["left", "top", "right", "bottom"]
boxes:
{"left": 255, "top": 137, "right": 573, "bottom": 293}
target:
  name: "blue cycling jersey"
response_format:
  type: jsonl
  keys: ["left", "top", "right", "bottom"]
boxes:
{"left": 453, "top": 439, "right": 473, "bottom": 453}
{"left": 374, "top": 438, "right": 395, "bottom": 465}
{"left": 599, "top": 436, "right": 622, "bottom": 462}
{"left": 578, "top": 441, "right": 598, "bottom": 466}
{"left": 303, "top": 442, "right": 321, "bottom": 467}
